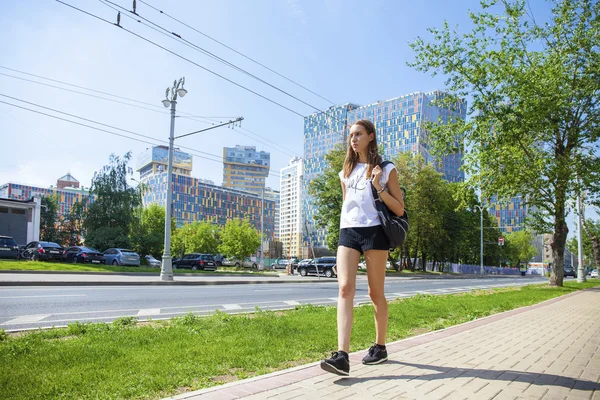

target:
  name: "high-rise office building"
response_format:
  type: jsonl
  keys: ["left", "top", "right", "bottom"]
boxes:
{"left": 487, "top": 195, "right": 529, "bottom": 234}
{"left": 264, "top": 187, "right": 280, "bottom": 240}
{"left": 222, "top": 145, "right": 270, "bottom": 194}
{"left": 279, "top": 157, "right": 303, "bottom": 258}
{"left": 302, "top": 91, "right": 467, "bottom": 252}
{"left": 137, "top": 146, "right": 276, "bottom": 240}
{"left": 137, "top": 145, "right": 193, "bottom": 180}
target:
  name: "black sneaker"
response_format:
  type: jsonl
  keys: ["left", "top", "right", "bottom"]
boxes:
{"left": 320, "top": 351, "right": 350, "bottom": 376}
{"left": 362, "top": 344, "right": 388, "bottom": 365}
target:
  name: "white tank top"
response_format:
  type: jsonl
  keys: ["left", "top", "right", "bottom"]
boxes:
{"left": 338, "top": 163, "right": 396, "bottom": 229}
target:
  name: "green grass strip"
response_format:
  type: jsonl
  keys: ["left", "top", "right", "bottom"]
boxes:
{"left": 0, "top": 260, "right": 278, "bottom": 275}
{"left": 0, "top": 281, "right": 597, "bottom": 399}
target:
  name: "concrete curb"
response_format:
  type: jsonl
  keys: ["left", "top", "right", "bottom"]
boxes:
{"left": 0, "top": 278, "right": 337, "bottom": 286}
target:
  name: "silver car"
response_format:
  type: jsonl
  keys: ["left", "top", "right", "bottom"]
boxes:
{"left": 145, "top": 255, "right": 161, "bottom": 267}
{"left": 103, "top": 248, "right": 140, "bottom": 266}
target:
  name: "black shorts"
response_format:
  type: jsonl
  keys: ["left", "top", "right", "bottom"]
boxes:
{"left": 338, "top": 225, "right": 390, "bottom": 254}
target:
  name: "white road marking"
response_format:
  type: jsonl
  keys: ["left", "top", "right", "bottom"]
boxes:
{"left": 2, "top": 315, "right": 51, "bottom": 325}
{"left": 284, "top": 300, "right": 301, "bottom": 306}
{"left": 223, "top": 304, "right": 242, "bottom": 310}
{"left": 137, "top": 308, "right": 161, "bottom": 316}
{"left": 254, "top": 289, "right": 293, "bottom": 292}
{"left": 329, "top": 297, "right": 338, "bottom": 301}
{"left": 0, "top": 294, "right": 86, "bottom": 299}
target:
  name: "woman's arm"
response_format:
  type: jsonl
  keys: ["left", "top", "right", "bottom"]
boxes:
{"left": 341, "top": 180, "right": 346, "bottom": 201}
{"left": 373, "top": 169, "right": 404, "bottom": 216}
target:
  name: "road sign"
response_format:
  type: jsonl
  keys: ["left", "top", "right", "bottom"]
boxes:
{"left": 498, "top": 237, "right": 504, "bottom": 246}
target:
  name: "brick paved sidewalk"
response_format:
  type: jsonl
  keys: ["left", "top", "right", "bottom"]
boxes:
{"left": 166, "top": 288, "right": 600, "bottom": 400}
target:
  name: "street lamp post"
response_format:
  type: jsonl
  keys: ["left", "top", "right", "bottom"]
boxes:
{"left": 576, "top": 186, "right": 587, "bottom": 283}
{"left": 160, "top": 78, "right": 188, "bottom": 281}
{"left": 475, "top": 204, "right": 484, "bottom": 275}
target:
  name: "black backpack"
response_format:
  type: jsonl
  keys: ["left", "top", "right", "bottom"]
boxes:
{"left": 370, "top": 161, "right": 409, "bottom": 249}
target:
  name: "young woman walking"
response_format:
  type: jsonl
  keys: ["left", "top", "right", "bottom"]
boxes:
{"left": 320, "top": 119, "right": 405, "bottom": 376}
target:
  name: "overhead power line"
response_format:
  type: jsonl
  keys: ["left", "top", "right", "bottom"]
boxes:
{"left": 55, "top": 0, "right": 306, "bottom": 118}
{"left": 138, "top": 0, "right": 334, "bottom": 105}
{"left": 55, "top": 1, "right": 347, "bottom": 132}
{"left": 99, "top": 0, "right": 329, "bottom": 116}
{"left": 0, "top": 94, "right": 281, "bottom": 178}
{"left": 0, "top": 67, "right": 301, "bottom": 158}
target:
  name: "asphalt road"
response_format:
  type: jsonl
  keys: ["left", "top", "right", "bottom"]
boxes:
{"left": 0, "top": 276, "right": 548, "bottom": 331}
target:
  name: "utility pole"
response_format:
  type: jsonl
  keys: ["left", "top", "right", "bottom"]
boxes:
{"left": 159, "top": 78, "right": 186, "bottom": 281}
{"left": 475, "top": 204, "right": 484, "bottom": 275}
{"left": 304, "top": 220, "right": 319, "bottom": 278}
{"left": 576, "top": 185, "right": 587, "bottom": 283}
{"left": 159, "top": 77, "right": 243, "bottom": 281}
{"left": 260, "top": 187, "right": 264, "bottom": 270}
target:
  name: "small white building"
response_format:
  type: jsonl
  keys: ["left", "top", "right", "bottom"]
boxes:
{"left": 0, "top": 197, "right": 41, "bottom": 245}
{"left": 279, "top": 157, "right": 303, "bottom": 258}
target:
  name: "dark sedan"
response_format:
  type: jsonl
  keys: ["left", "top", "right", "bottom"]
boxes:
{"left": 21, "top": 241, "right": 64, "bottom": 261}
{"left": 0, "top": 236, "right": 20, "bottom": 259}
{"left": 63, "top": 246, "right": 106, "bottom": 264}
{"left": 173, "top": 253, "right": 217, "bottom": 271}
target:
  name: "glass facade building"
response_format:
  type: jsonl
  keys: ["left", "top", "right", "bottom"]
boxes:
{"left": 223, "top": 145, "right": 270, "bottom": 194}
{"left": 141, "top": 172, "right": 276, "bottom": 240}
{"left": 487, "top": 195, "right": 529, "bottom": 233}
{"left": 0, "top": 182, "right": 93, "bottom": 216}
{"left": 137, "top": 145, "right": 193, "bottom": 180}
{"left": 302, "top": 91, "right": 467, "bottom": 251}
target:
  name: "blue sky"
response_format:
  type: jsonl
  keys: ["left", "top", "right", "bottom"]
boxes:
{"left": 4, "top": 0, "right": 589, "bottom": 237}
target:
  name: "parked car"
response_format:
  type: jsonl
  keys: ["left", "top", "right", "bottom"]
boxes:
{"left": 63, "top": 246, "right": 105, "bottom": 264}
{"left": 298, "top": 259, "right": 313, "bottom": 267}
{"left": 564, "top": 266, "right": 576, "bottom": 278}
{"left": 213, "top": 254, "right": 225, "bottom": 266}
{"left": 21, "top": 241, "right": 64, "bottom": 261}
{"left": 145, "top": 255, "right": 161, "bottom": 267}
{"left": 589, "top": 269, "right": 598, "bottom": 278}
{"left": 173, "top": 253, "right": 216, "bottom": 271}
{"left": 297, "top": 256, "right": 337, "bottom": 278}
{"left": 358, "top": 260, "right": 393, "bottom": 270}
{"left": 0, "top": 236, "right": 20, "bottom": 259}
{"left": 223, "top": 257, "right": 258, "bottom": 269}
{"left": 271, "top": 259, "right": 289, "bottom": 269}
{"left": 103, "top": 248, "right": 140, "bottom": 266}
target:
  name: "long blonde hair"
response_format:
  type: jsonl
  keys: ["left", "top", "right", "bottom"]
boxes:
{"left": 342, "top": 119, "right": 381, "bottom": 179}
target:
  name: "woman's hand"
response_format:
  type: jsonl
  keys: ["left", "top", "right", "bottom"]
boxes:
{"left": 371, "top": 165, "right": 383, "bottom": 189}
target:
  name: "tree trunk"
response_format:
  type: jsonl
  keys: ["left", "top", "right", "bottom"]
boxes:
{"left": 411, "top": 239, "right": 419, "bottom": 272}
{"left": 549, "top": 188, "right": 568, "bottom": 286}
{"left": 582, "top": 217, "right": 600, "bottom": 270}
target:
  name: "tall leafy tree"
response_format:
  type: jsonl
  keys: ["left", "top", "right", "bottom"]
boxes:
{"left": 84, "top": 152, "right": 140, "bottom": 250}
{"left": 409, "top": 0, "right": 600, "bottom": 286}
{"left": 308, "top": 145, "right": 346, "bottom": 252}
{"left": 59, "top": 199, "right": 88, "bottom": 247}
{"left": 170, "top": 221, "right": 220, "bottom": 257}
{"left": 504, "top": 230, "right": 538, "bottom": 267}
{"left": 131, "top": 204, "right": 175, "bottom": 257}
{"left": 40, "top": 195, "right": 59, "bottom": 243}
{"left": 218, "top": 218, "right": 260, "bottom": 260}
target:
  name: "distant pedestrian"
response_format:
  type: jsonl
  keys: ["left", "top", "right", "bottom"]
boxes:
{"left": 320, "top": 119, "right": 405, "bottom": 376}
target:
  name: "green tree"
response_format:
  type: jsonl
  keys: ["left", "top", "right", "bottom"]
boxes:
{"left": 131, "top": 204, "right": 175, "bottom": 257}
{"left": 40, "top": 195, "right": 60, "bottom": 243}
{"left": 84, "top": 152, "right": 140, "bottom": 250}
{"left": 581, "top": 216, "right": 600, "bottom": 270}
{"left": 409, "top": 0, "right": 600, "bottom": 286}
{"left": 504, "top": 230, "right": 538, "bottom": 268}
{"left": 58, "top": 199, "right": 88, "bottom": 247}
{"left": 170, "top": 221, "right": 220, "bottom": 257}
{"left": 218, "top": 218, "right": 260, "bottom": 260}
{"left": 308, "top": 145, "right": 346, "bottom": 252}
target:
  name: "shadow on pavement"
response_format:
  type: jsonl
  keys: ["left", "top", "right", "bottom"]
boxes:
{"left": 334, "top": 360, "right": 600, "bottom": 391}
